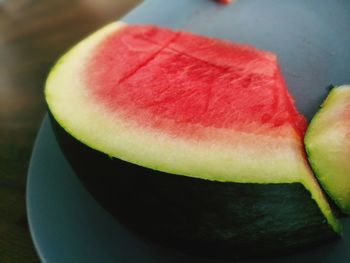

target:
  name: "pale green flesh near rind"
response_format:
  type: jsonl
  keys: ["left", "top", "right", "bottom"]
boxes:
{"left": 44, "top": 22, "right": 341, "bottom": 233}
{"left": 305, "top": 85, "right": 350, "bottom": 215}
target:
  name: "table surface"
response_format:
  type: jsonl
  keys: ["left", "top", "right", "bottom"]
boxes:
{"left": 0, "top": 0, "right": 139, "bottom": 261}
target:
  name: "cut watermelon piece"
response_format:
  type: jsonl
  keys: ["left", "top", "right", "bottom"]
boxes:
{"left": 45, "top": 22, "right": 341, "bottom": 256}
{"left": 305, "top": 85, "right": 350, "bottom": 215}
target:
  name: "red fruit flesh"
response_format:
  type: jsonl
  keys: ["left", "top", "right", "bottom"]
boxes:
{"left": 86, "top": 25, "right": 306, "bottom": 139}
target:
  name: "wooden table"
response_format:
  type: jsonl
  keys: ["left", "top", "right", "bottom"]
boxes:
{"left": 0, "top": 0, "right": 139, "bottom": 261}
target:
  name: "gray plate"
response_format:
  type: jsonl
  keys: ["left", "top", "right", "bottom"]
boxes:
{"left": 27, "top": 0, "right": 350, "bottom": 262}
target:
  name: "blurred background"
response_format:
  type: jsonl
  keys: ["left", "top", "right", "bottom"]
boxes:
{"left": 0, "top": 0, "right": 139, "bottom": 261}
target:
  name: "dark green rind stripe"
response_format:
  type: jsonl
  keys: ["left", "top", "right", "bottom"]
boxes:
{"left": 50, "top": 114, "right": 338, "bottom": 258}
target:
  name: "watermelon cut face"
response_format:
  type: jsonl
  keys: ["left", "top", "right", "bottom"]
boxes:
{"left": 45, "top": 22, "right": 341, "bottom": 256}
{"left": 305, "top": 85, "right": 350, "bottom": 215}
{"left": 61, "top": 22, "right": 312, "bottom": 185}
{"left": 87, "top": 24, "right": 306, "bottom": 138}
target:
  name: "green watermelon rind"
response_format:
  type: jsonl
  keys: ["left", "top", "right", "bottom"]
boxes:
{"left": 305, "top": 85, "right": 350, "bottom": 215}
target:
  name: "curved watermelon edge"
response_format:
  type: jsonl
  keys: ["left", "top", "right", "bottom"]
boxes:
{"left": 49, "top": 114, "right": 340, "bottom": 258}
{"left": 305, "top": 85, "right": 350, "bottom": 215}
{"left": 45, "top": 21, "right": 342, "bottom": 234}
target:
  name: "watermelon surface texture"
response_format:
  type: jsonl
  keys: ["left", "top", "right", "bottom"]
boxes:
{"left": 305, "top": 85, "right": 350, "bottom": 215}
{"left": 45, "top": 22, "right": 341, "bottom": 257}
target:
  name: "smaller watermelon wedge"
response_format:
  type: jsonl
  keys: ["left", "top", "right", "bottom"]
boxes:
{"left": 305, "top": 85, "right": 350, "bottom": 215}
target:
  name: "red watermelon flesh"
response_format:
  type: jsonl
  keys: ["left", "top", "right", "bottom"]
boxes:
{"left": 86, "top": 25, "right": 306, "bottom": 140}
{"left": 45, "top": 22, "right": 341, "bottom": 236}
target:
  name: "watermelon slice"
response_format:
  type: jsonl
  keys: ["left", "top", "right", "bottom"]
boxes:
{"left": 305, "top": 85, "right": 350, "bottom": 215}
{"left": 45, "top": 22, "right": 341, "bottom": 256}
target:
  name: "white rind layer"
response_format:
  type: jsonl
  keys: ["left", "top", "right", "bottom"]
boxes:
{"left": 45, "top": 22, "right": 340, "bottom": 232}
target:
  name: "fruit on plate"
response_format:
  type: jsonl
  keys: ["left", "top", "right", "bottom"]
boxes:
{"left": 45, "top": 22, "right": 341, "bottom": 257}
{"left": 305, "top": 85, "right": 350, "bottom": 215}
